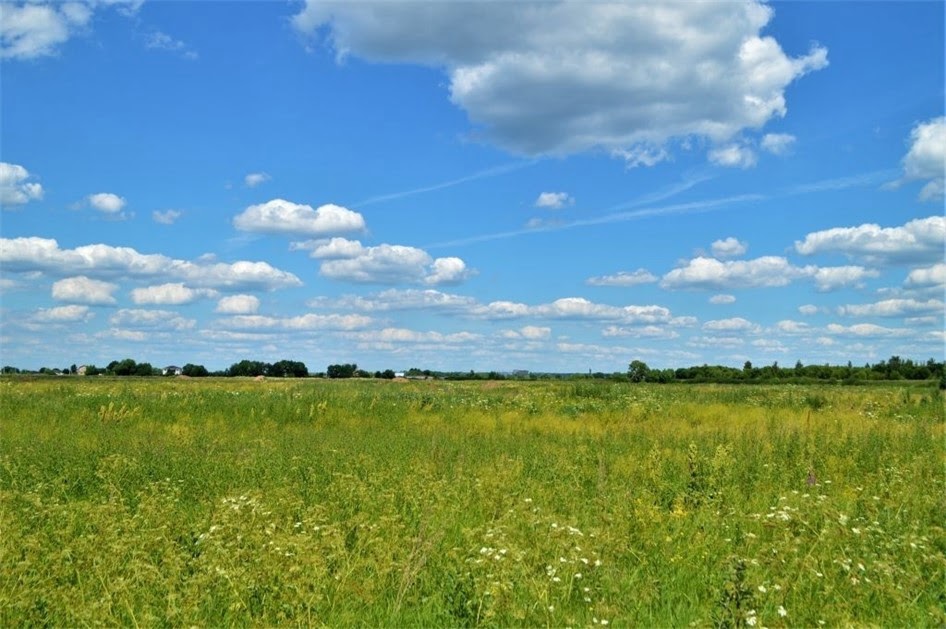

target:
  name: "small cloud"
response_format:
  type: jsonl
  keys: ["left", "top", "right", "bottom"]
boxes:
{"left": 710, "top": 237, "right": 747, "bottom": 259}
{"left": 709, "top": 294, "right": 736, "bottom": 304}
{"left": 145, "top": 31, "right": 198, "bottom": 60}
{"left": 534, "top": 191, "right": 574, "bottom": 209}
{"left": 612, "top": 144, "right": 670, "bottom": 169}
{"left": 798, "top": 304, "right": 819, "bottom": 315}
{"left": 760, "top": 133, "right": 796, "bottom": 155}
{"left": 586, "top": 269, "right": 657, "bottom": 287}
{"left": 245, "top": 172, "right": 271, "bottom": 188}
{"left": 52, "top": 276, "right": 118, "bottom": 305}
{"left": 708, "top": 143, "right": 757, "bottom": 169}
{"left": 152, "top": 209, "right": 182, "bottom": 225}
{"left": 0, "top": 162, "right": 44, "bottom": 207}
{"left": 215, "top": 294, "right": 261, "bottom": 315}
{"left": 87, "top": 192, "right": 126, "bottom": 214}
{"left": 901, "top": 116, "right": 945, "bottom": 201}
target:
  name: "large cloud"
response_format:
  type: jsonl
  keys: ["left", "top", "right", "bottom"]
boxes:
{"left": 0, "top": 2, "right": 91, "bottom": 59}
{"left": 130, "top": 283, "right": 218, "bottom": 305}
{"left": 233, "top": 199, "right": 365, "bottom": 237}
{"left": 836, "top": 298, "right": 944, "bottom": 318}
{"left": 52, "top": 276, "right": 117, "bottom": 305}
{"left": 0, "top": 237, "right": 302, "bottom": 290}
{"left": 901, "top": 117, "right": 945, "bottom": 201}
{"left": 294, "top": 1, "right": 827, "bottom": 160}
{"left": 794, "top": 216, "right": 945, "bottom": 265}
{"left": 661, "top": 256, "right": 810, "bottom": 290}
{"left": 0, "top": 162, "right": 43, "bottom": 206}
{"left": 301, "top": 237, "right": 473, "bottom": 286}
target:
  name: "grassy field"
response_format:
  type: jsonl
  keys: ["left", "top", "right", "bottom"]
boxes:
{"left": 1, "top": 377, "right": 943, "bottom": 627}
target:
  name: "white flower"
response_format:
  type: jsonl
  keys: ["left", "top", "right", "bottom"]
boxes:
{"left": 746, "top": 615, "right": 757, "bottom": 626}
{"left": 758, "top": 585, "right": 767, "bottom": 593}
{"left": 778, "top": 606, "right": 788, "bottom": 618}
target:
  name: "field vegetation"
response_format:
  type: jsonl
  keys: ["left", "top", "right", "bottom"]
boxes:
{"left": 1, "top": 377, "right": 943, "bottom": 626}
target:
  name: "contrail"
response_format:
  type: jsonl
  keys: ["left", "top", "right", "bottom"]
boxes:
{"left": 353, "top": 160, "right": 538, "bottom": 208}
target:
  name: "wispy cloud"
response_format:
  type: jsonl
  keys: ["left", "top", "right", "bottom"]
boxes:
{"left": 353, "top": 160, "right": 537, "bottom": 208}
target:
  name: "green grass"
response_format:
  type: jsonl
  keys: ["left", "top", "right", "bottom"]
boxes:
{"left": 1, "top": 377, "right": 944, "bottom": 626}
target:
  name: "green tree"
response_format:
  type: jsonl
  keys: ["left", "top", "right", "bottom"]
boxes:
{"left": 628, "top": 360, "right": 650, "bottom": 383}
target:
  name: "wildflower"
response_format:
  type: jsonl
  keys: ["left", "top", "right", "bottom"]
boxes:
{"left": 778, "top": 606, "right": 787, "bottom": 618}
{"left": 838, "top": 514, "right": 849, "bottom": 526}
{"left": 757, "top": 585, "right": 767, "bottom": 593}
{"left": 601, "top": 621, "right": 609, "bottom": 626}
{"left": 575, "top": 573, "right": 583, "bottom": 579}
{"left": 851, "top": 527, "right": 861, "bottom": 535}
{"left": 548, "top": 605, "right": 554, "bottom": 612}
{"left": 746, "top": 615, "right": 757, "bottom": 626}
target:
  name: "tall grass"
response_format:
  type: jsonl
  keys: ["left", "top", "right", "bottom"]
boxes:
{"left": 1, "top": 378, "right": 943, "bottom": 626}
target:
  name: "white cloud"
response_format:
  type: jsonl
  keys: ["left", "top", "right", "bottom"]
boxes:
{"left": 824, "top": 323, "right": 913, "bottom": 338}
{"left": 0, "top": 162, "right": 44, "bottom": 206}
{"left": 661, "top": 256, "right": 811, "bottom": 290}
{"left": 308, "top": 288, "right": 477, "bottom": 313}
{"left": 219, "top": 313, "right": 373, "bottom": 331}
{"left": 500, "top": 325, "right": 552, "bottom": 340}
{"left": 775, "top": 320, "right": 810, "bottom": 334}
{"left": 244, "top": 172, "right": 271, "bottom": 188}
{"left": 130, "top": 283, "right": 218, "bottom": 305}
{"left": 586, "top": 269, "right": 657, "bottom": 287}
{"left": 144, "top": 30, "right": 197, "bottom": 60}
{"left": 836, "top": 298, "right": 944, "bottom": 318}
{"left": 233, "top": 199, "right": 365, "bottom": 237}
{"left": 152, "top": 210, "right": 182, "bottom": 225}
{"left": 87, "top": 192, "right": 126, "bottom": 214}
{"left": 710, "top": 237, "right": 748, "bottom": 258}
{"left": 708, "top": 143, "right": 757, "bottom": 169}
{"left": 709, "top": 294, "right": 736, "bottom": 304}
{"left": 215, "top": 294, "right": 261, "bottom": 315}
{"left": 601, "top": 325, "right": 679, "bottom": 339}
{"left": 611, "top": 145, "right": 670, "bottom": 169}
{"left": 315, "top": 241, "right": 473, "bottom": 286}
{"left": 110, "top": 308, "right": 195, "bottom": 331}
{"left": 811, "top": 265, "right": 879, "bottom": 292}
{"left": 688, "top": 335, "right": 745, "bottom": 348}
{"left": 295, "top": 1, "right": 827, "bottom": 159}
{"left": 702, "top": 317, "right": 757, "bottom": 332}
{"left": 472, "top": 297, "right": 673, "bottom": 324}
{"left": 0, "top": 237, "right": 302, "bottom": 291}
{"left": 33, "top": 304, "right": 92, "bottom": 323}
{"left": 344, "top": 327, "right": 482, "bottom": 345}
{"left": 535, "top": 191, "right": 573, "bottom": 209}
{"left": 901, "top": 116, "right": 945, "bottom": 201}
{"left": 794, "top": 215, "right": 945, "bottom": 265}
{"left": 760, "top": 133, "right": 796, "bottom": 155}
{"left": 905, "top": 262, "right": 946, "bottom": 288}
{"left": 798, "top": 304, "right": 819, "bottom": 315}
{"left": 0, "top": 1, "right": 92, "bottom": 60}
{"left": 51, "top": 276, "right": 117, "bottom": 305}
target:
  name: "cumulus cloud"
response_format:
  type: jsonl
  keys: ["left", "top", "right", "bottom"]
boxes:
{"left": 901, "top": 116, "right": 945, "bottom": 201}
{"left": 0, "top": 1, "right": 92, "bottom": 60}
{"left": 33, "top": 304, "right": 92, "bottom": 323}
{"left": 344, "top": 327, "right": 482, "bottom": 346}
{"left": 0, "top": 237, "right": 302, "bottom": 290}
{"left": 710, "top": 237, "right": 748, "bottom": 258}
{"left": 824, "top": 323, "right": 913, "bottom": 338}
{"left": 708, "top": 143, "right": 757, "bottom": 169}
{"left": 294, "top": 1, "right": 827, "bottom": 160}
{"left": 601, "top": 325, "right": 679, "bottom": 339}
{"left": 760, "top": 133, "right": 796, "bottom": 155}
{"left": 836, "top": 298, "right": 944, "bottom": 318}
{"left": 244, "top": 172, "right": 271, "bottom": 188}
{"left": 87, "top": 192, "right": 126, "bottom": 214}
{"left": 703, "top": 317, "right": 758, "bottom": 332}
{"left": 535, "top": 191, "right": 573, "bottom": 209}
{"left": 308, "top": 288, "right": 477, "bottom": 313}
{"left": 218, "top": 313, "right": 373, "bottom": 331}
{"left": 661, "top": 256, "right": 811, "bottom": 290}
{"left": 709, "top": 294, "right": 736, "bottom": 305}
{"left": 110, "top": 308, "right": 195, "bottom": 331}
{"left": 776, "top": 320, "right": 810, "bottom": 334}
{"left": 798, "top": 304, "right": 820, "bottom": 315}
{"left": 215, "top": 294, "right": 261, "bottom": 315}
{"left": 472, "top": 297, "right": 673, "bottom": 324}
{"left": 51, "top": 276, "right": 117, "bottom": 305}
{"left": 152, "top": 210, "right": 182, "bottom": 225}
{"left": 130, "top": 283, "right": 218, "bottom": 306}
{"left": 905, "top": 262, "right": 946, "bottom": 287}
{"left": 307, "top": 238, "right": 473, "bottom": 286}
{"left": 0, "top": 162, "right": 44, "bottom": 206}
{"left": 794, "top": 216, "right": 945, "bottom": 265}
{"left": 811, "top": 266, "right": 879, "bottom": 292}
{"left": 500, "top": 325, "right": 552, "bottom": 340}
{"left": 586, "top": 269, "right": 657, "bottom": 287}
{"left": 233, "top": 199, "right": 365, "bottom": 237}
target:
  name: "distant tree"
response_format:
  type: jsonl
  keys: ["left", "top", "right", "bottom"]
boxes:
{"left": 70, "top": 364, "right": 77, "bottom": 375}
{"left": 135, "top": 362, "right": 155, "bottom": 376}
{"left": 182, "top": 363, "right": 209, "bottom": 377}
{"left": 228, "top": 360, "right": 268, "bottom": 377}
{"left": 2, "top": 366, "right": 20, "bottom": 374}
{"left": 327, "top": 363, "right": 357, "bottom": 379}
{"left": 111, "top": 358, "right": 138, "bottom": 376}
{"left": 628, "top": 360, "right": 650, "bottom": 383}
{"left": 380, "top": 369, "right": 396, "bottom": 379}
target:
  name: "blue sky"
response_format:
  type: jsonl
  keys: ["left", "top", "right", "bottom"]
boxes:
{"left": 1, "top": 0, "right": 943, "bottom": 373}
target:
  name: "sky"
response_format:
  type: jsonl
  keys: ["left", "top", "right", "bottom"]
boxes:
{"left": 0, "top": 0, "right": 944, "bottom": 373}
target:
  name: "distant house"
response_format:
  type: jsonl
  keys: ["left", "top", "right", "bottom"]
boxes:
{"left": 163, "top": 365, "right": 183, "bottom": 376}
{"left": 394, "top": 372, "right": 405, "bottom": 378}
{"left": 77, "top": 365, "right": 88, "bottom": 376}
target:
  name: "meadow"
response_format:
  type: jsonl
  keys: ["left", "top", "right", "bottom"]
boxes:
{"left": 1, "top": 377, "right": 943, "bottom": 627}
